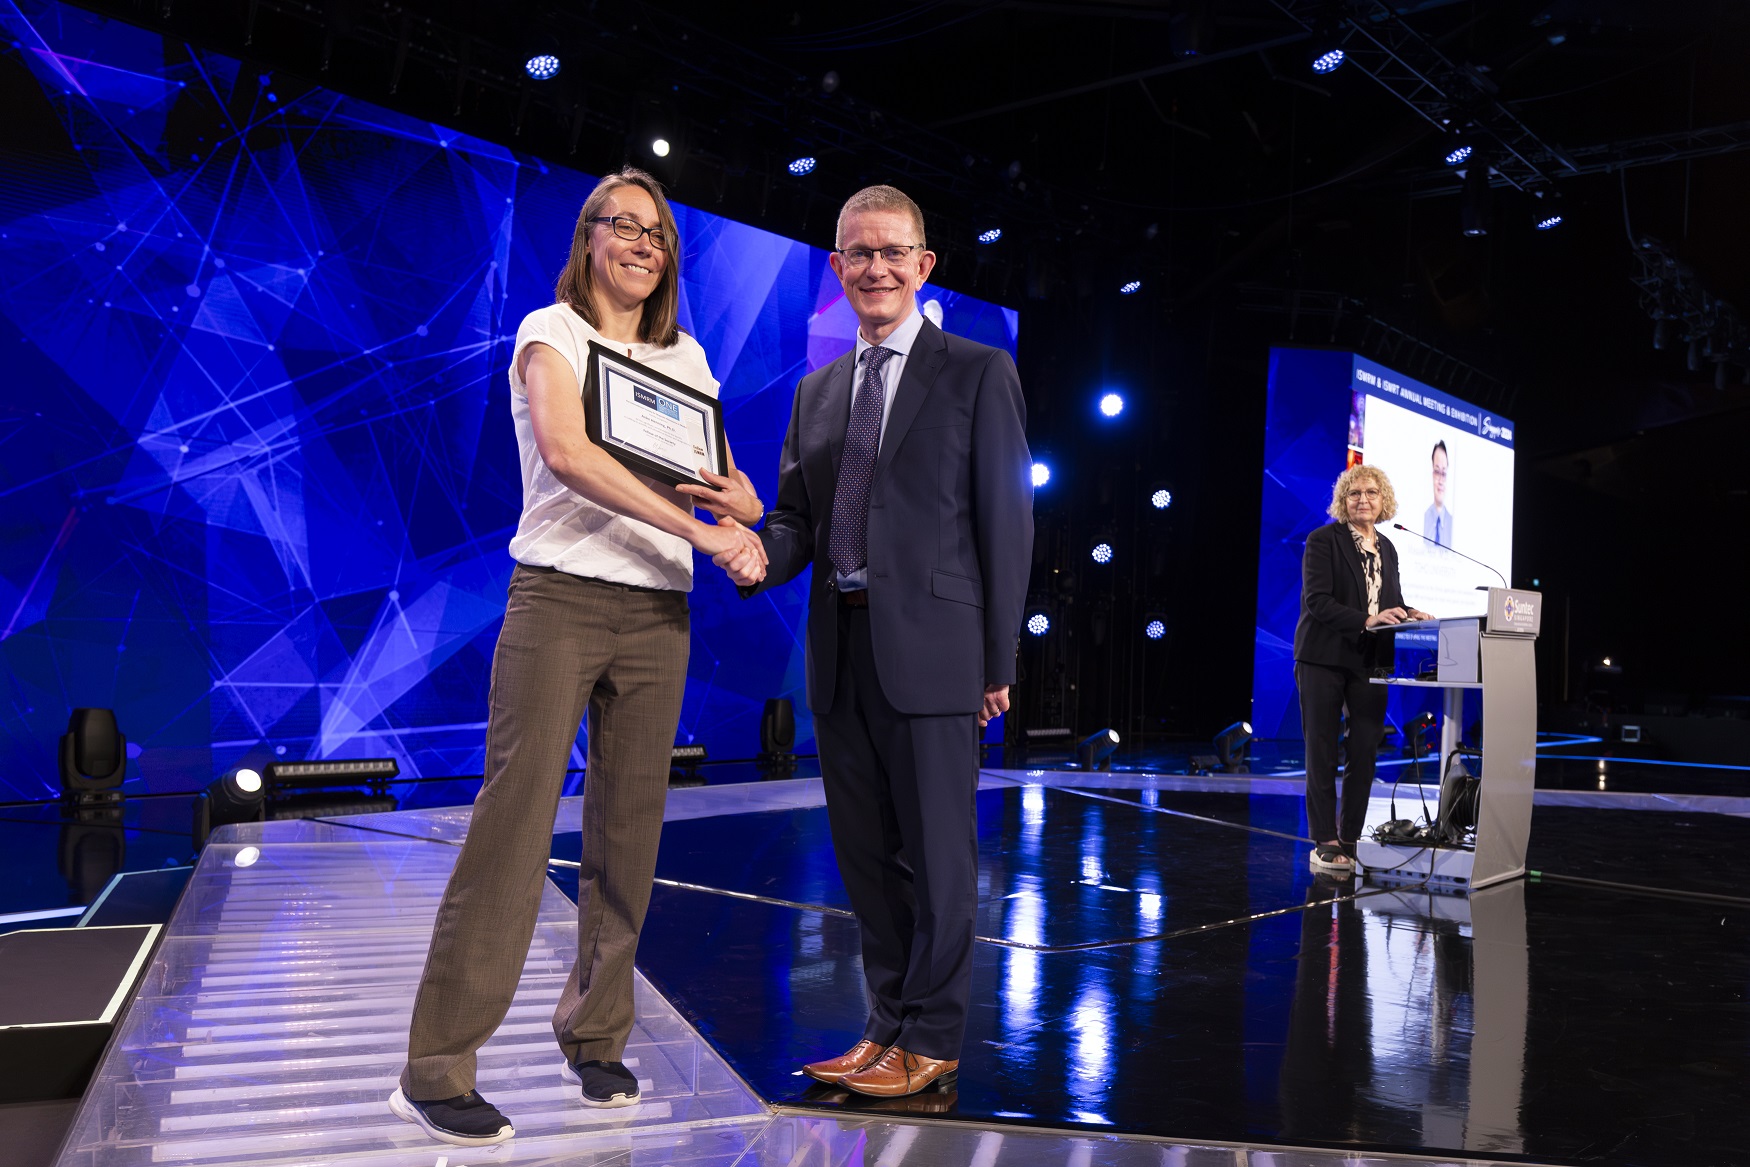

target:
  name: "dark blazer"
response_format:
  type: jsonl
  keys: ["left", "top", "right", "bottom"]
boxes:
{"left": 746, "top": 318, "right": 1034, "bottom": 715}
{"left": 1292, "top": 522, "right": 1407, "bottom": 674}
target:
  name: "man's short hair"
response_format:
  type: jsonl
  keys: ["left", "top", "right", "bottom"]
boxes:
{"left": 1431, "top": 440, "right": 1448, "bottom": 461}
{"left": 836, "top": 185, "right": 927, "bottom": 250}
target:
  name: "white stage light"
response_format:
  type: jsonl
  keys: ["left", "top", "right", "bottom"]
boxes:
{"left": 1099, "top": 392, "right": 1124, "bottom": 417}
{"left": 651, "top": 138, "right": 671, "bottom": 158}
{"left": 524, "top": 54, "right": 560, "bottom": 81}
{"left": 788, "top": 156, "right": 816, "bottom": 175}
{"left": 1031, "top": 462, "right": 1051, "bottom": 487}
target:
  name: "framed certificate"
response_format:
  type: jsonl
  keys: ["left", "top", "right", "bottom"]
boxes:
{"left": 581, "top": 340, "right": 728, "bottom": 489}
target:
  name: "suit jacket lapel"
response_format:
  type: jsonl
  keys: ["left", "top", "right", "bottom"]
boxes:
{"left": 871, "top": 319, "right": 947, "bottom": 484}
{"left": 1338, "top": 524, "right": 1369, "bottom": 600}
{"left": 821, "top": 351, "right": 856, "bottom": 480}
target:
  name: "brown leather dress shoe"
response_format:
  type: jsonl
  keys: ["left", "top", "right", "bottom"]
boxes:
{"left": 801, "top": 1039, "right": 888, "bottom": 1084}
{"left": 838, "top": 1045, "right": 959, "bottom": 1098}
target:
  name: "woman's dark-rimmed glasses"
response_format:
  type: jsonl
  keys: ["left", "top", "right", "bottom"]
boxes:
{"left": 589, "top": 215, "right": 669, "bottom": 251}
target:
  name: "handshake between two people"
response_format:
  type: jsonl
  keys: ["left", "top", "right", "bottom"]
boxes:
{"left": 677, "top": 467, "right": 768, "bottom": 587}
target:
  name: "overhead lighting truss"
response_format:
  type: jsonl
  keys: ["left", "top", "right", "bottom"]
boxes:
{"left": 1269, "top": 0, "right": 1571, "bottom": 193}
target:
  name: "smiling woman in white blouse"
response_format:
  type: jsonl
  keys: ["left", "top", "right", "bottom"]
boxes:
{"left": 390, "top": 168, "right": 769, "bottom": 1146}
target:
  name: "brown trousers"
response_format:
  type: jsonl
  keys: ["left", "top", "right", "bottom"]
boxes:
{"left": 401, "top": 563, "right": 688, "bottom": 1099}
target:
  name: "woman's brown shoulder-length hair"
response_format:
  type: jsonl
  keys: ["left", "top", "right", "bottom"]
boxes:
{"left": 553, "top": 168, "right": 683, "bottom": 347}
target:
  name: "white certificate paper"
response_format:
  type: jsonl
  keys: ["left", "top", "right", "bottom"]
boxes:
{"left": 603, "top": 367, "right": 716, "bottom": 481}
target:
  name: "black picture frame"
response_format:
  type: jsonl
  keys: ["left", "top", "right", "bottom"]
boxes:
{"left": 581, "top": 340, "right": 728, "bottom": 489}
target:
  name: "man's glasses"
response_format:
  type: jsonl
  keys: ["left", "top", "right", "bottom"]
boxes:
{"left": 590, "top": 215, "right": 668, "bottom": 251}
{"left": 835, "top": 244, "right": 926, "bottom": 269}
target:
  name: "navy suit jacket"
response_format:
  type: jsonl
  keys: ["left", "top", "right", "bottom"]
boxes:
{"left": 746, "top": 318, "right": 1034, "bottom": 716}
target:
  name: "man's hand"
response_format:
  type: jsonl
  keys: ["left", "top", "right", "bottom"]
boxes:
{"left": 978, "top": 684, "right": 1010, "bottom": 728}
{"left": 676, "top": 467, "right": 764, "bottom": 527}
{"left": 693, "top": 517, "right": 766, "bottom": 585}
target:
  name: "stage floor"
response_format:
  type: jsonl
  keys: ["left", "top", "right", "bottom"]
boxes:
{"left": 38, "top": 750, "right": 1750, "bottom": 1167}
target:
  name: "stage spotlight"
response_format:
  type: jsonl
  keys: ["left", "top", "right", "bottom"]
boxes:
{"left": 1026, "top": 611, "right": 1051, "bottom": 636}
{"left": 524, "top": 53, "right": 560, "bottom": 80}
{"left": 1214, "top": 720, "right": 1253, "bottom": 773}
{"left": 651, "top": 137, "right": 672, "bottom": 158}
{"left": 1149, "top": 487, "right": 1173, "bottom": 510}
{"left": 1119, "top": 280, "right": 1142, "bottom": 295}
{"left": 1090, "top": 542, "right": 1114, "bottom": 565}
{"left": 978, "top": 227, "right": 1003, "bottom": 244}
{"left": 1031, "top": 461, "right": 1051, "bottom": 487}
{"left": 1534, "top": 212, "right": 1563, "bottom": 231}
{"left": 1099, "top": 392, "right": 1125, "bottom": 417}
{"left": 1144, "top": 617, "right": 1166, "bottom": 641}
{"left": 787, "top": 155, "right": 817, "bottom": 176}
{"left": 1078, "top": 729, "right": 1121, "bottom": 772}
{"left": 193, "top": 766, "right": 266, "bottom": 848}
{"left": 1444, "top": 143, "right": 1473, "bottom": 166}
{"left": 1310, "top": 46, "right": 1345, "bottom": 74}
{"left": 60, "top": 707, "right": 128, "bottom": 815}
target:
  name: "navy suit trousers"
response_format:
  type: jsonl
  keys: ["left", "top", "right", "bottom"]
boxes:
{"left": 814, "top": 601, "right": 979, "bottom": 1062}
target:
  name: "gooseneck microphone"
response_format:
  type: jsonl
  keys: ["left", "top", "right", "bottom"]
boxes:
{"left": 1391, "top": 523, "right": 1507, "bottom": 588}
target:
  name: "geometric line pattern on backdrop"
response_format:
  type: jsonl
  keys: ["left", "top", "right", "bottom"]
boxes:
{"left": 0, "top": 0, "right": 1019, "bottom": 799}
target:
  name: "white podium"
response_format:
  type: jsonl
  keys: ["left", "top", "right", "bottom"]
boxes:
{"left": 1356, "top": 588, "right": 1542, "bottom": 891}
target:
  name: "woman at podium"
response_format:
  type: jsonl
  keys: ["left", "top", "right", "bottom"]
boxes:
{"left": 1293, "top": 465, "right": 1431, "bottom": 876}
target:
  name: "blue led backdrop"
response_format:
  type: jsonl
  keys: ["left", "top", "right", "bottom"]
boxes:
{"left": 0, "top": 0, "right": 1019, "bottom": 800}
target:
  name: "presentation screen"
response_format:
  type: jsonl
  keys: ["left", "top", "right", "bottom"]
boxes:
{"left": 1251, "top": 350, "right": 1514, "bottom": 740}
{"left": 0, "top": 0, "right": 1018, "bottom": 799}
{"left": 1348, "top": 357, "right": 1515, "bottom": 617}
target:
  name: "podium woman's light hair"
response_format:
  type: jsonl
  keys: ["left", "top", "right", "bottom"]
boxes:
{"left": 555, "top": 167, "right": 682, "bottom": 347}
{"left": 1327, "top": 464, "right": 1398, "bottom": 524}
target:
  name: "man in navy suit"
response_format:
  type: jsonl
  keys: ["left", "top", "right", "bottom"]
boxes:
{"left": 720, "top": 185, "right": 1032, "bottom": 1097}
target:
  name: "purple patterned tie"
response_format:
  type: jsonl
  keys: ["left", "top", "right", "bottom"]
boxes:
{"left": 828, "top": 346, "right": 895, "bottom": 579}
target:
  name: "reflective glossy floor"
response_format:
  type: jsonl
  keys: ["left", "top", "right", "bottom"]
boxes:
{"left": 615, "top": 774, "right": 1750, "bottom": 1166}
{"left": 19, "top": 744, "right": 1750, "bottom": 1167}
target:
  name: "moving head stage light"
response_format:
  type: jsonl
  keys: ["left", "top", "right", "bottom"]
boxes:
{"left": 60, "top": 708, "right": 127, "bottom": 817}
{"left": 1214, "top": 721, "right": 1253, "bottom": 773}
{"left": 1078, "top": 729, "right": 1120, "bottom": 772}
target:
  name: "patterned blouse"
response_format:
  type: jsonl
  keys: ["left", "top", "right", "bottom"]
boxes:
{"left": 1347, "top": 524, "right": 1382, "bottom": 617}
